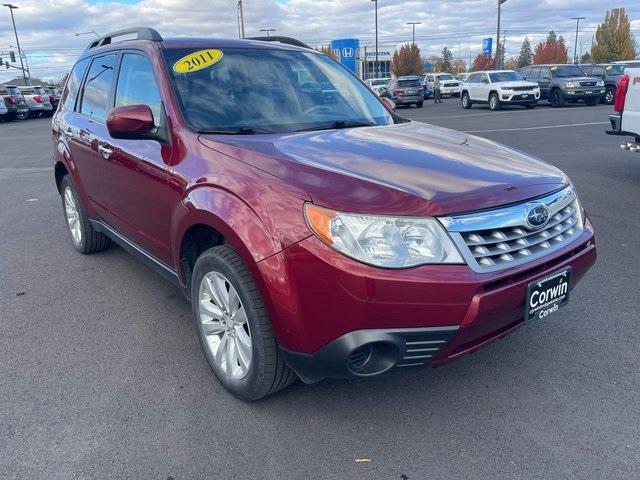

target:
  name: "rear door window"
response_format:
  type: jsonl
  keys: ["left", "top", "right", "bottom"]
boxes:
{"left": 114, "top": 53, "right": 162, "bottom": 127}
{"left": 61, "top": 58, "right": 90, "bottom": 111}
{"left": 80, "top": 54, "right": 117, "bottom": 121}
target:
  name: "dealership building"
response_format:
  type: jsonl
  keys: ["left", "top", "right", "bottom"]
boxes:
{"left": 330, "top": 38, "right": 395, "bottom": 79}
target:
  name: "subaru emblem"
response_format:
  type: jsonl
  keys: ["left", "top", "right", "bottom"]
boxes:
{"left": 526, "top": 204, "right": 550, "bottom": 229}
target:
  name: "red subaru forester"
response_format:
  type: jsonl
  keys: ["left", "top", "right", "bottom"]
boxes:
{"left": 52, "top": 28, "right": 596, "bottom": 400}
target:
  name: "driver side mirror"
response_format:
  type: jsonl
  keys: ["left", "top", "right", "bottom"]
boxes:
{"left": 381, "top": 96, "right": 396, "bottom": 112}
{"left": 107, "top": 104, "right": 157, "bottom": 141}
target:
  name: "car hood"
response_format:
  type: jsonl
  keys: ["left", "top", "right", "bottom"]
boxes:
{"left": 495, "top": 80, "right": 539, "bottom": 87}
{"left": 199, "top": 121, "right": 568, "bottom": 216}
{"left": 555, "top": 76, "right": 600, "bottom": 82}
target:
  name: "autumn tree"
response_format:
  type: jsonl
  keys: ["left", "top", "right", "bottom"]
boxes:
{"left": 591, "top": 8, "right": 637, "bottom": 62}
{"left": 318, "top": 45, "right": 338, "bottom": 60}
{"left": 451, "top": 59, "right": 467, "bottom": 75}
{"left": 441, "top": 46, "right": 453, "bottom": 72}
{"left": 391, "top": 43, "right": 423, "bottom": 76}
{"left": 533, "top": 31, "right": 568, "bottom": 64}
{"left": 472, "top": 53, "right": 495, "bottom": 71}
{"left": 518, "top": 37, "right": 533, "bottom": 67}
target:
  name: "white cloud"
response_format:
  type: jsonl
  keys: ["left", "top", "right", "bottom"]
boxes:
{"left": 0, "top": 0, "right": 638, "bottom": 81}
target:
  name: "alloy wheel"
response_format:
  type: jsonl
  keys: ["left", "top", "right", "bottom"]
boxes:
{"left": 604, "top": 88, "right": 615, "bottom": 104}
{"left": 64, "top": 186, "right": 82, "bottom": 246}
{"left": 198, "top": 271, "right": 252, "bottom": 380}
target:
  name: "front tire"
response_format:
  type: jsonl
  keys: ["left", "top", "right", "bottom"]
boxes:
{"left": 60, "top": 175, "right": 111, "bottom": 254}
{"left": 489, "top": 92, "right": 501, "bottom": 111}
{"left": 461, "top": 92, "right": 472, "bottom": 109}
{"left": 191, "top": 245, "right": 296, "bottom": 401}
{"left": 549, "top": 89, "right": 565, "bottom": 108}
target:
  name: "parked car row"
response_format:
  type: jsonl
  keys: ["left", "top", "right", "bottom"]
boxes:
{"left": 0, "top": 85, "right": 61, "bottom": 122}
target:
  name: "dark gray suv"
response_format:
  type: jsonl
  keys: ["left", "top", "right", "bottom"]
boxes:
{"left": 519, "top": 64, "right": 604, "bottom": 107}
{"left": 580, "top": 63, "right": 626, "bottom": 105}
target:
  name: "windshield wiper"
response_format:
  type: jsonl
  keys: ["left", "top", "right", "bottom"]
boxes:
{"left": 294, "top": 120, "right": 377, "bottom": 133}
{"left": 197, "top": 126, "right": 275, "bottom": 135}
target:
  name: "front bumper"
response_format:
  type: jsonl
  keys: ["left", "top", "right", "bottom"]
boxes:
{"left": 257, "top": 224, "right": 596, "bottom": 383}
{"left": 564, "top": 88, "right": 605, "bottom": 99}
{"left": 501, "top": 91, "right": 540, "bottom": 103}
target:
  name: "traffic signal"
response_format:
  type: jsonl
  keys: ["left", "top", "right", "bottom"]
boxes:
{"left": 10, "top": 51, "right": 16, "bottom": 63}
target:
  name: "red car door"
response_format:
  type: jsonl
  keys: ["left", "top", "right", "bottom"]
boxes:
{"left": 99, "top": 52, "right": 173, "bottom": 265}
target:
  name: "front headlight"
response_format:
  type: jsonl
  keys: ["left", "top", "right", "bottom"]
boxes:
{"left": 304, "top": 204, "right": 464, "bottom": 268}
{"left": 596, "top": 80, "right": 604, "bottom": 87}
{"left": 564, "top": 81, "right": 580, "bottom": 88}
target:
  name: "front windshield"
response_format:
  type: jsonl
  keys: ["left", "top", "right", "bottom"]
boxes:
{"left": 550, "top": 65, "right": 585, "bottom": 78}
{"left": 437, "top": 74, "right": 454, "bottom": 80}
{"left": 164, "top": 47, "right": 394, "bottom": 133}
{"left": 489, "top": 71, "right": 523, "bottom": 82}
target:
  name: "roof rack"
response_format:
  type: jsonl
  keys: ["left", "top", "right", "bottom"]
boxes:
{"left": 246, "top": 36, "right": 311, "bottom": 50}
{"left": 86, "top": 27, "right": 163, "bottom": 50}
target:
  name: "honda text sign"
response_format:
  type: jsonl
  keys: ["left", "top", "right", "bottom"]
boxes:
{"left": 482, "top": 38, "right": 493, "bottom": 55}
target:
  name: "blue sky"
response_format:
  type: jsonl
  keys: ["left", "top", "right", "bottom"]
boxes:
{"left": 1, "top": 0, "right": 638, "bottom": 82}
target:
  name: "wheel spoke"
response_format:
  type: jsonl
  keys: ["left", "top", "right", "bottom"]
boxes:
{"left": 199, "top": 299, "right": 223, "bottom": 320}
{"left": 215, "top": 333, "right": 228, "bottom": 366}
{"left": 235, "top": 336, "right": 250, "bottom": 374}
{"left": 227, "top": 285, "right": 240, "bottom": 315}
{"left": 226, "top": 334, "right": 237, "bottom": 376}
{"left": 232, "top": 305, "right": 247, "bottom": 326}
{"left": 201, "top": 319, "right": 225, "bottom": 336}
{"left": 206, "top": 274, "right": 229, "bottom": 312}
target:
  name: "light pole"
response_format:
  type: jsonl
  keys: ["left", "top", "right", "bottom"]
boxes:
{"left": 406, "top": 21, "right": 421, "bottom": 45}
{"left": 260, "top": 28, "right": 276, "bottom": 38}
{"left": 2, "top": 3, "right": 28, "bottom": 85}
{"left": 237, "top": 0, "right": 245, "bottom": 38}
{"left": 571, "top": 17, "right": 585, "bottom": 64}
{"left": 495, "top": 0, "right": 507, "bottom": 69}
{"left": 371, "top": 0, "right": 379, "bottom": 78}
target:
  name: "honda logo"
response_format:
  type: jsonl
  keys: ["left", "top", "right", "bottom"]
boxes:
{"left": 341, "top": 47, "right": 354, "bottom": 58}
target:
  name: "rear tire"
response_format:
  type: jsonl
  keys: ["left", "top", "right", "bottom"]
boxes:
{"left": 461, "top": 92, "right": 472, "bottom": 109}
{"left": 549, "top": 88, "right": 565, "bottom": 108}
{"left": 60, "top": 176, "right": 111, "bottom": 254}
{"left": 489, "top": 92, "right": 501, "bottom": 111}
{"left": 191, "top": 245, "right": 296, "bottom": 401}
{"left": 603, "top": 86, "right": 615, "bottom": 105}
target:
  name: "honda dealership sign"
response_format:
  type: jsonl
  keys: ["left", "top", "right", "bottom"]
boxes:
{"left": 482, "top": 38, "right": 493, "bottom": 55}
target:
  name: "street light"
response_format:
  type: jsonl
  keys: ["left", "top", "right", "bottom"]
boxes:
{"left": 75, "top": 29, "right": 100, "bottom": 38}
{"left": 371, "top": 0, "right": 379, "bottom": 78}
{"left": 571, "top": 17, "right": 586, "bottom": 64}
{"left": 2, "top": 3, "right": 28, "bottom": 85}
{"left": 237, "top": 0, "right": 245, "bottom": 38}
{"left": 495, "top": 0, "right": 507, "bottom": 69}
{"left": 406, "top": 21, "right": 422, "bottom": 45}
{"left": 259, "top": 28, "right": 276, "bottom": 38}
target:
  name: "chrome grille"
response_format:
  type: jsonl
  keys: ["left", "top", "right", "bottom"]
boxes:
{"left": 440, "top": 187, "right": 583, "bottom": 273}
{"left": 511, "top": 85, "right": 536, "bottom": 92}
{"left": 580, "top": 81, "right": 597, "bottom": 87}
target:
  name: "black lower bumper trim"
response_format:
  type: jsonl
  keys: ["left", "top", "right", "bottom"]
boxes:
{"left": 280, "top": 326, "right": 459, "bottom": 384}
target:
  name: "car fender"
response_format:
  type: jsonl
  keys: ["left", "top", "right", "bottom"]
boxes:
{"left": 171, "top": 185, "right": 281, "bottom": 281}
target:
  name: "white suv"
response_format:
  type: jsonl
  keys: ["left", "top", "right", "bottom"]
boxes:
{"left": 461, "top": 70, "right": 540, "bottom": 110}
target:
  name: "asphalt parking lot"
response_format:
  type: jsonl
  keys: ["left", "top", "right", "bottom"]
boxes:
{"left": 2, "top": 99, "right": 639, "bottom": 479}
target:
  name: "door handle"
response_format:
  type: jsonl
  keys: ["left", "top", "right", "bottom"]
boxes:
{"left": 98, "top": 145, "right": 113, "bottom": 159}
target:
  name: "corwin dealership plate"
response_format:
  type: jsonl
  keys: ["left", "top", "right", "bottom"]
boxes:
{"left": 525, "top": 268, "right": 572, "bottom": 322}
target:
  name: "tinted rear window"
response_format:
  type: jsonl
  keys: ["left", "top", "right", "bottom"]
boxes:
{"left": 397, "top": 79, "right": 420, "bottom": 87}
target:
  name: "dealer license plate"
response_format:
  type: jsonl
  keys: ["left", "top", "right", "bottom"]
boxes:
{"left": 525, "top": 268, "right": 571, "bottom": 322}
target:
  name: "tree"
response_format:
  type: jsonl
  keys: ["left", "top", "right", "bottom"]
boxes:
{"left": 591, "top": 8, "right": 637, "bottom": 62}
{"left": 472, "top": 53, "right": 495, "bottom": 71}
{"left": 504, "top": 57, "right": 519, "bottom": 70}
{"left": 580, "top": 52, "right": 591, "bottom": 63}
{"left": 317, "top": 45, "right": 338, "bottom": 60}
{"left": 441, "top": 46, "right": 453, "bottom": 72}
{"left": 533, "top": 31, "right": 568, "bottom": 64}
{"left": 391, "top": 43, "right": 423, "bottom": 77}
{"left": 518, "top": 37, "right": 533, "bottom": 68}
{"left": 451, "top": 59, "right": 467, "bottom": 75}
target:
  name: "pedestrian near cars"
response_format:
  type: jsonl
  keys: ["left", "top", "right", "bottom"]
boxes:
{"left": 434, "top": 78, "right": 442, "bottom": 104}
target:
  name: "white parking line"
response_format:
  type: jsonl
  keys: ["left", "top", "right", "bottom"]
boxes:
{"left": 464, "top": 121, "right": 608, "bottom": 133}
